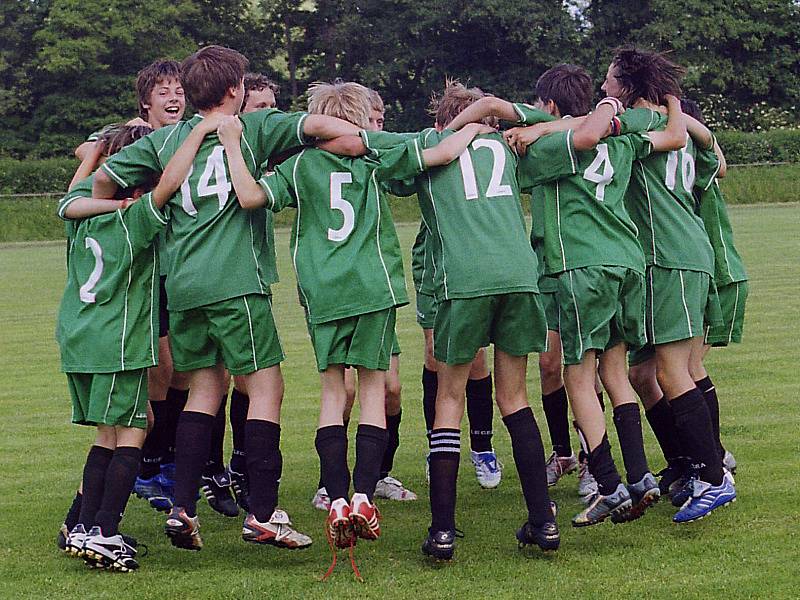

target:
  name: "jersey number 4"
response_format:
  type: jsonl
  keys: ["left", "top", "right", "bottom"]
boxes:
{"left": 180, "top": 146, "right": 232, "bottom": 215}
{"left": 583, "top": 143, "right": 614, "bottom": 202}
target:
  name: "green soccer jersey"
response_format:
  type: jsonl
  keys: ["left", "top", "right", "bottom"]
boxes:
{"left": 517, "top": 129, "right": 651, "bottom": 275}
{"left": 694, "top": 142, "right": 747, "bottom": 285}
{"left": 56, "top": 193, "right": 166, "bottom": 373}
{"left": 257, "top": 138, "right": 425, "bottom": 324}
{"left": 512, "top": 103, "right": 557, "bottom": 126}
{"left": 528, "top": 187, "right": 557, "bottom": 293}
{"left": 100, "top": 110, "right": 309, "bottom": 311}
{"left": 620, "top": 109, "right": 716, "bottom": 274}
{"left": 410, "top": 221, "right": 437, "bottom": 295}
{"left": 363, "top": 129, "right": 540, "bottom": 301}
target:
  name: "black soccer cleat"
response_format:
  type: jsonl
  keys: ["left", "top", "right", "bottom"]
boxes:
{"left": 200, "top": 471, "right": 239, "bottom": 517}
{"left": 516, "top": 520, "right": 560, "bottom": 552}
{"left": 422, "top": 529, "right": 457, "bottom": 561}
{"left": 227, "top": 467, "right": 250, "bottom": 512}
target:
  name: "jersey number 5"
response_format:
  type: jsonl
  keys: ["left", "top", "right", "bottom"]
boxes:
{"left": 328, "top": 172, "right": 354, "bottom": 242}
{"left": 458, "top": 139, "right": 512, "bottom": 199}
{"left": 79, "top": 237, "right": 104, "bottom": 303}
{"left": 180, "top": 146, "right": 232, "bottom": 215}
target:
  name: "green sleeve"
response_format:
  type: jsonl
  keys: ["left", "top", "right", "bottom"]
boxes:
{"left": 693, "top": 137, "right": 721, "bottom": 192}
{"left": 626, "top": 132, "right": 655, "bottom": 161}
{"left": 100, "top": 131, "right": 163, "bottom": 189}
{"left": 257, "top": 155, "right": 299, "bottom": 213}
{"left": 58, "top": 176, "right": 94, "bottom": 221}
{"left": 386, "top": 178, "right": 417, "bottom": 197}
{"left": 512, "top": 103, "right": 556, "bottom": 125}
{"left": 617, "top": 108, "right": 663, "bottom": 134}
{"left": 360, "top": 129, "right": 420, "bottom": 151}
{"left": 372, "top": 139, "right": 426, "bottom": 183}
{"left": 247, "top": 110, "right": 311, "bottom": 161}
{"left": 517, "top": 130, "right": 579, "bottom": 188}
{"left": 120, "top": 192, "right": 168, "bottom": 254}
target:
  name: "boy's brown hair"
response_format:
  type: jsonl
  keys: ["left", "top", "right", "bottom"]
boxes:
{"left": 430, "top": 79, "right": 497, "bottom": 128}
{"left": 611, "top": 47, "right": 685, "bottom": 107}
{"left": 536, "top": 64, "right": 593, "bottom": 117}
{"left": 100, "top": 124, "right": 154, "bottom": 156}
{"left": 243, "top": 73, "right": 280, "bottom": 107}
{"left": 180, "top": 45, "right": 249, "bottom": 111}
{"left": 135, "top": 59, "right": 181, "bottom": 120}
{"left": 307, "top": 80, "right": 371, "bottom": 129}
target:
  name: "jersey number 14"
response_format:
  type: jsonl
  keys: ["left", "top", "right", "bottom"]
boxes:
{"left": 180, "top": 146, "right": 232, "bottom": 215}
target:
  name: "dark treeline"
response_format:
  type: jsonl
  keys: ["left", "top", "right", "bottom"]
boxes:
{"left": 2, "top": 0, "right": 799, "bottom": 158}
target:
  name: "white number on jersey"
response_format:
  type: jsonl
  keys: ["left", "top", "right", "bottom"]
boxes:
{"left": 665, "top": 146, "right": 696, "bottom": 193}
{"left": 458, "top": 139, "right": 512, "bottom": 200}
{"left": 180, "top": 145, "right": 231, "bottom": 215}
{"left": 583, "top": 143, "right": 614, "bottom": 202}
{"left": 328, "top": 172, "right": 355, "bottom": 242}
{"left": 79, "top": 237, "right": 104, "bottom": 303}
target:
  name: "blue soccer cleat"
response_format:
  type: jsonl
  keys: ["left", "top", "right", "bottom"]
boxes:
{"left": 673, "top": 471, "right": 736, "bottom": 523}
{"left": 133, "top": 476, "right": 173, "bottom": 513}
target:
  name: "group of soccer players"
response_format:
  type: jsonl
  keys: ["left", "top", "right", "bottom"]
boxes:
{"left": 53, "top": 42, "right": 747, "bottom": 576}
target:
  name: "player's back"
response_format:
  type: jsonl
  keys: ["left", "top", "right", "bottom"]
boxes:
{"left": 56, "top": 194, "right": 166, "bottom": 373}
{"left": 416, "top": 129, "right": 539, "bottom": 300}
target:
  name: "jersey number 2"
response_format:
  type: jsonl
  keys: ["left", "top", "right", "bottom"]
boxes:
{"left": 180, "top": 146, "right": 232, "bottom": 215}
{"left": 79, "top": 237, "right": 104, "bottom": 303}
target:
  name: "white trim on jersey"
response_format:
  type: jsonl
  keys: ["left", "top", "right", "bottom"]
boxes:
{"left": 118, "top": 212, "right": 135, "bottom": 371}
{"left": 640, "top": 162, "right": 658, "bottom": 265}
{"left": 291, "top": 150, "right": 312, "bottom": 310}
{"left": 377, "top": 309, "right": 392, "bottom": 365}
{"left": 101, "top": 163, "right": 128, "bottom": 188}
{"left": 566, "top": 129, "right": 577, "bottom": 173}
{"left": 371, "top": 170, "right": 398, "bottom": 305}
{"left": 647, "top": 268, "right": 656, "bottom": 342}
{"left": 412, "top": 138, "right": 424, "bottom": 172}
{"left": 568, "top": 270, "right": 584, "bottom": 359}
{"left": 296, "top": 113, "right": 309, "bottom": 146}
{"left": 242, "top": 295, "right": 259, "bottom": 371}
{"left": 127, "top": 371, "right": 145, "bottom": 427}
{"left": 157, "top": 125, "right": 181, "bottom": 163}
{"left": 717, "top": 210, "right": 735, "bottom": 282}
{"left": 426, "top": 172, "right": 449, "bottom": 298}
{"left": 259, "top": 176, "right": 278, "bottom": 210}
{"left": 146, "top": 194, "right": 167, "bottom": 225}
{"left": 149, "top": 243, "right": 157, "bottom": 365}
{"left": 555, "top": 182, "right": 567, "bottom": 272}
{"left": 248, "top": 211, "right": 266, "bottom": 296}
{"left": 728, "top": 282, "right": 740, "bottom": 345}
{"left": 103, "top": 373, "right": 117, "bottom": 423}
{"left": 678, "top": 270, "right": 692, "bottom": 338}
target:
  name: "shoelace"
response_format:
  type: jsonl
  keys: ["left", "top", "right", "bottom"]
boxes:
{"left": 321, "top": 524, "right": 363, "bottom": 583}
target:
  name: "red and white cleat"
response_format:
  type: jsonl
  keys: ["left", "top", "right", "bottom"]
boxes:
{"left": 349, "top": 493, "right": 382, "bottom": 541}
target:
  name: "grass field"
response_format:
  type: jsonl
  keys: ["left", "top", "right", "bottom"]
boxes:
{"left": 1, "top": 204, "right": 798, "bottom": 599}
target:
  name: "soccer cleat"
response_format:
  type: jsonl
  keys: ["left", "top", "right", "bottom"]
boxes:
{"left": 133, "top": 475, "right": 173, "bottom": 513}
{"left": 228, "top": 468, "right": 250, "bottom": 512}
{"left": 670, "top": 468, "right": 699, "bottom": 507}
{"left": 200, "top": 471, "right": 239, "bottom": 517}
{"left": 165, "top": 507, "right": 203, "bottom": 551}
{"left": 657, "top": 458, "right": 690, "bottom": 497}
{"left": 349, "top": 493, "right": 382, "bottom": 541}
{"left": 577, "top": 457, "right": 598, "bottom": 502}
{"left": 326, "top": 498, "right": 356, "bottom": 549}
{"left": 673, "top": 471, "right": 736, "bottom": 523}
{"left": 374, "top": 476, "right": 418, "bottom": 501}
{"left": 571, "top": 483, "right": 632, "bottom": 527}
{"left": 312, "top": 486, "right": 331, "bottom": 511}
{"left": 65, "top": 524, "right": 88, "bottom": 557}
{"left": 723, "top": 450, "right": 737, "bottom": 475}
{"left": 159, "top": 462, "right": 176, "bottom": 494}
{"left": 83, "top": 527, "right": 139, "bottom": 571}
{"left": 612, "top": 472, "right": 660, "bottom": 523}
{"left": 545, "top": 452, "right": 578, "bottom": 487}
{"left": 242, "top": 509, "right": 312, "bottom": 549}
{"left": 516, "top": 520, "right": 560, "bottom": 552}
{"left": 470, "top": 450, "right": 503, "bottom": 489}
{"left": 58, "top": 523, "right": 69, "bottom": 552}
{"left": 421, "top": 528, "right": 457, "bottom": 561}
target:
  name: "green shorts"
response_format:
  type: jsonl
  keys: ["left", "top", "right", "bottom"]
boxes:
{"left": 67, "top": 369, "right": 148, "bottom": 429}
{"left": 308, "top": 308, "right": 396, "bottom": 372}
{"left": 628, "top": 343, "right": 655, "bottom": 367}
{"left": 391, "top": 329, "right": 401, "bottom": 356}
{"left": 434, "top": 292, "right": 547, "bottom": 365}
{"left": 705, "top": 281, "right": 748, "bottom": 346}
{"left": 415, "top": 291, "right": 437, "bottom": 330}
{"left": 541, "top": 291, "right": 559, "bottom": 332}
{"left": 645, "top": 266, "right": 710, "bottom": 346}
{"left": 170, "top": 293, "right": 284, "bottom": 375}
{"left": 556, "top": 266, "right": 647, "bottom": 365}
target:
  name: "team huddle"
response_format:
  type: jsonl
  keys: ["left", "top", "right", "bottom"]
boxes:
{"left": 53, "top": 44, "right": 747, "bottom": 576}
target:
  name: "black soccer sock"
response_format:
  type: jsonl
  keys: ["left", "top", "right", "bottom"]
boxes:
{"left": 229, "top": 388, "right": 249, "bottom": 473}
{"left": 422, "top": 367, "right": 438, "bottom": 445}
{"left": 597, "top": 391, "right": 606, "bottom": 412}
{"left": 353, "top": 424, "right": 388, "bottom": 501}
{"left": 95, "top": 446, "right": 141, "bottom": 537}
{"left": 163, "top": 387, "right": 189, "bottom": 465}
{"left": 670, "top": 388, "right": 724, "bottom": 485}
{"left": 466, "top": 375, "right": 494, "bottom": 453}
{"left": 78, "top": 445, "right": 114, "bottom": 528}
{"left": 380, "top": 411, "right": 402, "bottom": 479}
{"left": 204, "top": 393, "right": 228, "bottom": 477}
{"left": 696, "top": 376, "right": 725, "bottom": 458}
{"left": 245, "top": 419, "right": 282, "bottom": 522}
{"left": 645, "top": 396, "right": 685, "bottom": 465}
{"left": 428, "top": 429, "right": 460, "bottom": 532}
{"left": 141, "top": 400, "right": 169, "bottom": 479}
{"left": 64, "top": 491, "right": 83, "bottom": 531}
{"left": 612, "top": 403, "right": 649, "bottom": 483}
{"left": 503, "top": 407, "right": 553, "bottom": 526}
{"left": 588, "top": 435, "right": 622, "bottom": 495}
{"left": 541, "top": 386, "right": 572, "bottom": 457}
{"left": 315, "top": 425, "right": 350, "bottom": 501}
{"left": 173, "top": 411, "right": 214, "bottom": 517}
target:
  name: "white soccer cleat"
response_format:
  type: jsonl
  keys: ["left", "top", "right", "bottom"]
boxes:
{"left": 374, "top": 476, "right": 418, "bottom": 501}
{"left": 312, "top": 486, "right": 331, "bottom": 511}
{"left": 470, "top": 450, "right": 503, "bottom": 489}
{"left": 577, "top": 457, "right": 598, "bottom": 502}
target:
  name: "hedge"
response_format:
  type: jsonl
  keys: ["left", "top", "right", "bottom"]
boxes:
{"left": 1, "top": 129, "right": 799, "bottom": 196}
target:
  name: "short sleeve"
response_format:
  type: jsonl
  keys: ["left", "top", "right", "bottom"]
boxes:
{"left": 626, "top": 132, "right": 654, "bottom": 161}
{"left": 693, "top": 138, "right": 721, "bottom": 192}
{"left": 372, "top": 139, "right": 426, "bottom": 183}
{"left": 617, "top": 108, "right": 662, "bottom": 134}
{"left": 58, "top": 176, "right": 94, "bottom": 220}
{"left": 258, "top": 155, "right": 299, "bottom": 212}
{"left": 100, "top": 133, "right": 162, "bottom": 189}
{"left": 360, "top": 130, "right": 419, "bottom": 151}
{"left": 512, "top": 103, "right": 556, "bottom": 125}
{"left": 121, "top": 192, "right": 168, "bottom": 254}
{"left": 247, "top": 110, "right": 311, "bottom": 161}
{"left": 517, "top": 130, "right": 579, "bottom": 188}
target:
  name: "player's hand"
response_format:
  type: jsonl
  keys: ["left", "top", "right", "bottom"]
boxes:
{"left": 125, "top": 117, "right": 151, "bottom": 128}
{"left": 471, "top": 123, "right": 498, "bottom": 135}
{"left": 195, "top": 113, "right": 226, "bottom": 135}
{"left": 664, "top": 94, "right": 681, "bottom": 108}
{"left": 503, "top": 124, "right": 545, "bottom": 156}
{"left": 217, "top": 116, "right": 243, "bottom": 146}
